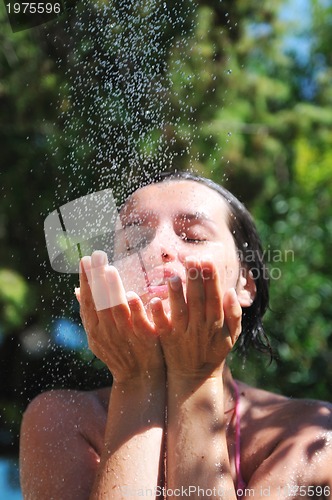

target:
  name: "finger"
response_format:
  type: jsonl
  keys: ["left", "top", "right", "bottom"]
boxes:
{"left": 80, "top": 256, "right": 91, "bottom": 289}
{"left": 201, "top": 258, "right": 223, "bottom": 325}
{"left": 105, "top": 265, "right": 128, "bottom": 308}
{"left": 79, "top": 256, "right": 99, "bottom": 330}
{"left": 166, "top": 276, "right": 187, "bottom": 331}
{"left": 223, "top": 288, "right": 242, "bottom": 346}
{"left": 74, "top": 287, "right": 80, "bottom": 303}
{"left": 98, "top": 266, "right": 131, "bottom": 334}
{"left": 149, "top": 297, "right": 171, "bottom": 334}
{"left": 90, "top": 251, "right": 111, "bottom": 311}
{"left": 80, "top": 255, "right": 92, "bottom": 284}
{"left": 185, "top": 257, "right": 205, "bottom": 323}
{"left": 127, "top": 291, "right": 155, "bottom": 336}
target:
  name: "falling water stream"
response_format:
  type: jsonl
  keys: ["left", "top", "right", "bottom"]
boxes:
{"left": 40, "top": 0, "right": 232, "bottom": 383}
{"left": 49, "top": 0, "right": 203, "bottom": 200}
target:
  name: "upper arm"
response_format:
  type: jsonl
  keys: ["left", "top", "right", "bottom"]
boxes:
{"left": 20, "top": 390, "right": 102, "bottom": 500}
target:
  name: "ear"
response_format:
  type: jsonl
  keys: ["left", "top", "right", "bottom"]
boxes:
{"left": 236, "top": 267, "right": 256, "bottom": 307}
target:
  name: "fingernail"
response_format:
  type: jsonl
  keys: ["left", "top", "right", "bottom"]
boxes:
{"left": 126, "top": 291, "right": 138, "bottom": 303}
{"left": 185, "top": 256, "right": 197, "bottom": 268}
{"left": 91, "top": 250, "right": 108, "bottom": 268}
{"left": 149, "top": 297, "right": 162, "bottom": 312}
{"left": 168, "top": 275, "right": 182, "bottom": 291}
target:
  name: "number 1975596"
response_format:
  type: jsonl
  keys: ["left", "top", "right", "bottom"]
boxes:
{"left": 6, "top": 3, "right": 61, "bottom": 14}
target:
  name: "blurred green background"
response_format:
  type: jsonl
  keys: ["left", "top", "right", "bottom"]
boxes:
{"left": 1, "top": 0, "right": 332, "bottom": 468}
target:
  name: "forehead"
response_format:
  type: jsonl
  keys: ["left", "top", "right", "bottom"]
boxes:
{"left": 121, "top": 180, "right": 229, "bottom": 223}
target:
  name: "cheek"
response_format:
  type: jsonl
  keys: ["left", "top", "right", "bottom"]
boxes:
{"left": 210, "top": 240, "right": 240, "bottom": 289}
{"left": 113, "top": 254, "right": 149, "bottom": 295}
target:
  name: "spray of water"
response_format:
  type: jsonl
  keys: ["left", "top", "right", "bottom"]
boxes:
{"left": 36, "top": 0, "right": 234, "bottom": 390}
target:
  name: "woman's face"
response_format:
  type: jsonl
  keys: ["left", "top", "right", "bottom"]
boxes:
{"left": 113, "top": 180, "right": 243, "bottom": 313}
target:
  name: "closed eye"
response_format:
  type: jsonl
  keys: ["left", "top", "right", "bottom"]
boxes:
{"left": 180, "top": 232, "right": 207, "bottom": 243}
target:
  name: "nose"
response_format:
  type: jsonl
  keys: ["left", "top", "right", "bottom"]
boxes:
{"left": 160, "top": 247, "right": 176, "bottom": 263}
{"left": 146, "top": 223, "right": 179, "bottom": 264}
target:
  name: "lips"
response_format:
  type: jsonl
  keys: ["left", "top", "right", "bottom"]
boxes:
{"left": 147, "top": 284, "right": 169, "bottom": 299}
{"left": 145, "top": 266, "right": 184, "bottom": 298}
{"left": 147, "top": 266, "right": 185, "bottom": 285}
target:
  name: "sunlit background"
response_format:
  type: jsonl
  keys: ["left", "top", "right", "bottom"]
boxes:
{"left": 1, "top": 0, "right": 332, "bottom": 497}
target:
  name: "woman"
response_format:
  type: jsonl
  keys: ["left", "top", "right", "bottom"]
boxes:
{"left": 20, "top": 172, "right": 332, "bottom": 499}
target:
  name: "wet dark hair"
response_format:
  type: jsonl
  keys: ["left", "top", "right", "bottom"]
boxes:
{"left": 124, "top": 170, "right": 271, "bottom": 358}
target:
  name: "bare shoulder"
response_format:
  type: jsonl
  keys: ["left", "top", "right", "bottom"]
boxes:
{"left": 20, "top": 387, "right": 111, "bottom": 499}
{"left": 240, "top": 380, "right": 332, "bottom": 430}
{"left": 21, "top": 387, "right": 111, "bottom": 451}
{"left": 238, "top": 381, "right": 332, "bottom": 492}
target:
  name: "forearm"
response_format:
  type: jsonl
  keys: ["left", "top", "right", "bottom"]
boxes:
{"left": 90, "top": 376, "right": 166, "bottom": 499}
{"left": 166, "top": 376, "right": 237, "bottom": 499}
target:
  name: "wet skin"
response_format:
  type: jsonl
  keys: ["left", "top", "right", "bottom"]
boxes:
{"left": 20, "top": 180, "right": 332, "bottom": 499}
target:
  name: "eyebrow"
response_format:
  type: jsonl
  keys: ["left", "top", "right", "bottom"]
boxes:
{"left": 120, "top": 210, "right": 219, "bottom": 233}
{"left": 175, "top": 211, "right": 216, "bottom": 223}
{"left": 175, "top": 212, "right": 220, "bottom": 234}
{"left": 120, "top": 211, "right": 151, "bottom": 226}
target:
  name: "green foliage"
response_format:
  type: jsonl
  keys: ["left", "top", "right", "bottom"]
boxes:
{"left": 0, "top": 269, "right": 36, "bottom": 333}
{"left": 295, "top": 134, "right": 332, "bottom": 191}
{"left": 245, "top": 182, "right": 332, "bottom": 399}
{"left": 1, "top": 0, "right": 332, "bottom": 452}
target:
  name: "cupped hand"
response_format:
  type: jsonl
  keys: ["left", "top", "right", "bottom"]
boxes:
{"left": 76, "top": 251, "right": 165, "bottom": 384}
{"left": 149, "top": 256, "right": 242, "bottom": 380}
